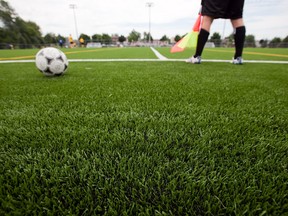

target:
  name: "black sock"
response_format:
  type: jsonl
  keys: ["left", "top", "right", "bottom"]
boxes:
{"left": 234, "top": 26, "right": 246, "bottom": 59}
{"left": 194, "top": 28, "right": 210, "bottom": 57}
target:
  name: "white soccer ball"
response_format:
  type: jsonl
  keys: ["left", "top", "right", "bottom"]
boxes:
{"left": 35, "top": 47, "right": 68, "bottom": 76}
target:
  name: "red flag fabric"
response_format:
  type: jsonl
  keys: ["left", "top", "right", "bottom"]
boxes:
{"left": 170, "top": 14, "right": 202, "bottom": 53}
{"left": 193, "top": 13, "right": 202, "bottom": 31}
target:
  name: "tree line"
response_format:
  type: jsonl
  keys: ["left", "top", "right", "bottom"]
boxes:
{"left": 207, "top": 32, "right": 288, "bottom": 48}
{"left": 1, "top": 0, "right": 287, "bottom": 49}
{"left": 0, "top": 0, "right": 171, "bottom": 49}
{"left": 0, "top": 0, "right": 44, "bottom": 48}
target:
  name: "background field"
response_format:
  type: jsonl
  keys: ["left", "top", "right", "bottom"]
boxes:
{"left": 0, "top": 48, "right": 288, "bottom": 215}
{"left": 1, "top": 47, "right": 288, "bottom": 61}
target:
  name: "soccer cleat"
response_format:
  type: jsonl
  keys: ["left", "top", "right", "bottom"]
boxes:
{"left": 232, "top": 57, "right": 243, "bottom": 65}
{"left": 186, "top": 56, "right": 201, "bottom": 64}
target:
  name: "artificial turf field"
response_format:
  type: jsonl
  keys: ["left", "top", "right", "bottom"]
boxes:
{"left": 0, "top": 47, "right": 288, "bottom": 215}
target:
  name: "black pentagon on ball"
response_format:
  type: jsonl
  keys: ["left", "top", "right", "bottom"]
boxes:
{"left": 46, "top": 57, "right": 53, "bottom": 65}
{"left": 43, "top": 67, "right": 53, "bottom": 74}
{"left": 56, "top": 55, "right": 64, "bottom": 62}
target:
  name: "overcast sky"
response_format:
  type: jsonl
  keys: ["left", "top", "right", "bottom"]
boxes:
{"left": 8, "top": 0, "right": 288, "bottom": 40}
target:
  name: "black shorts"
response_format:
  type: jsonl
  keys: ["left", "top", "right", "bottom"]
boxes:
{"left": 201, "top": 0, "right": 245, "bottom": 19}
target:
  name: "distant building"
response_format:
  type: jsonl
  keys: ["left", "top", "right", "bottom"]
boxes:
{"left": 111, "top": 34, "right": 119, "bottom": 45}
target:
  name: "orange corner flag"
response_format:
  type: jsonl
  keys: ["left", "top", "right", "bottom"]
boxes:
{"left": 171, "top": 14, "right": 202, "bottom": 53}
{"left": 192, "top": 13, "right": 202, "bottom": 32}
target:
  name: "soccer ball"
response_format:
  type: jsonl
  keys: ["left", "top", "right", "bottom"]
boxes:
{"left": 35, "top": 47, "right": 68, "bottom": 76}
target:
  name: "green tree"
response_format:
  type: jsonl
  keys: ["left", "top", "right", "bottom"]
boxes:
{"left": 160, "top": 35, "right": 170, "bottom": 42}
{"left": 210, "top": 32, "right": 221, "bottom": 47}
{"left": 92, "top": 34, "right": 102, "bottom": 42}
{"left": 128, "top": 29, "right": 141, "bottom": 42}
{"left": 245, "top": 34, "right": 256, "bottom": 47}
{"left": 282, "top": 35, "right": 288, "bottom": 43}
{"left": 0, "top": 0, "right": 16, "bottom": 28}
{"left": 174, "top": 35, "right": 181, "bottom": 42}
{"left": 0, "top": 0, "right": 43, "bottom": 48}
{"left": 118, "top": 35, "right": 126, "bottom": 43}
{"left": 102, "top": 33, "right": 112, "bottom": 44}
{"left": 13, "top": 17, "right": 43, "bottom": 48}
{"left": 25, "top": 21, "right": 43, "bottom": 45}
{"left": 43, "top": 33, "right": 57, "bottom": 44}
{"left": 0, "top": 0, "right": 18, "bottom": 45}
{"left": 279, "top": 36, "right": 288, "bottom": 48}
{"left": 269, "top": 37, "right": 281, "bottom": 48}
{"left": 259, "top": 39, "right": 268, "bottom": 48}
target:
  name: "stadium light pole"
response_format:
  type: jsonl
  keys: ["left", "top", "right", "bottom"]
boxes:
{"left": 222, "top": 19, "right": 226, "bottom": 40}
{"left": 146, "top": 2, "right": 154, "bottom": 45}
{"left": 69, "top": 4, "right": 79, "bottom": 40}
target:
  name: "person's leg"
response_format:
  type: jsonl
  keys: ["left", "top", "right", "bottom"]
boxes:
{"left": 187, "top": 16, "right": 214, "bottom": 63}
{"left": 194, "top": 16, "right": 214, "bottom": 57}
{"left": 231, "top": 18, "right": 246, "bottom": 60}
{"left": 231, "top": 18, "right": 244, "bottom": 28}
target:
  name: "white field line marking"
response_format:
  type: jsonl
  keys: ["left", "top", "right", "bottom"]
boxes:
{"left": 1, "top": 59, "right": 288, "bottom": 64}
{"left": 150, "top": 47, "right": 168, "bottom": 60}
{"left": 0, "top": 60, "right": 35, "bottom": 63}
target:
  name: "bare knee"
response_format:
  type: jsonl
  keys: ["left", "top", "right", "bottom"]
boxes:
{"left": 201, "top": 16, "right": 214, "bottom": 32}
{"left": 231, "top": 18, "right": 244, "bottom": 28}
